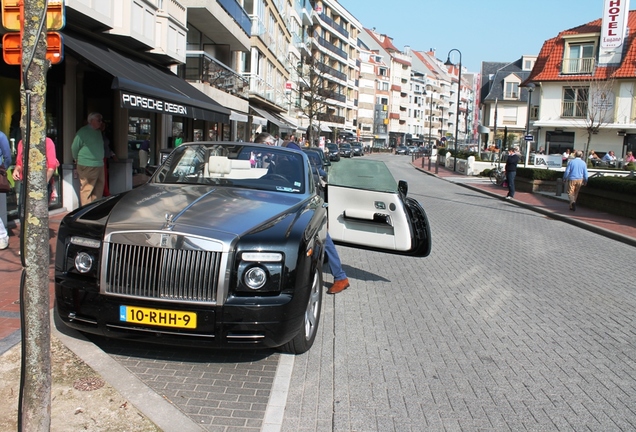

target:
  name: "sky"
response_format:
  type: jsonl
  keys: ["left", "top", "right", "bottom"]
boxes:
{"left": 341, "top": 0, "right": 616, "bottom": 72}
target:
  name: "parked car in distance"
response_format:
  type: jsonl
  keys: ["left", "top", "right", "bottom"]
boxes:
{"left": 395, "top": 145, "right": 408, "bottom": 155}
{"left": 407, "top": 146, "right": 418, "bottom": 155}
{"left": 302, "top": 147, "right": 330, "bottom": 175}
{"left": 54, "top": 142, "right": 432, "bottom": 355}
{"left": 339, "top": 143, "right": 353, "bottom": 158}
{"left": 326, "top": 143, "right": 340, "bottom": 161}
{"left": 351, "top": 142, "right": 364, "bottom": 156}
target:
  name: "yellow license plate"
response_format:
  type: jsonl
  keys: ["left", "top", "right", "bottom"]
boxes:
{"left": 119, "top": 305, "right": 197, "bottom": 329}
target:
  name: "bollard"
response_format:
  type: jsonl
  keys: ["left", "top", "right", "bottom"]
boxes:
{"left": 435, "top": 155, "right": 439, "bottom": 174}
{"left": 428, "top": 155, "right": 432, "bottom": 170}
{"left": 556, "top": 180, "right": 563, "bottom": 196}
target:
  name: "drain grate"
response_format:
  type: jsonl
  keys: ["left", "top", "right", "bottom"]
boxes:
{"left": 73, "top": 377, "right": 105, "bottom": 391}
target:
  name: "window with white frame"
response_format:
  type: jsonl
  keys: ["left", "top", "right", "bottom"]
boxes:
{"left": 502, "top": 106, "right": 518, "bottom": 124}
{"left": 562, "top": 86, "right": 589, "bottom": 118}
{"left": 504, "top": 81, "right": 519, "bottom": 99}
{"left": 564, "top": 42, "right": 595, "bottom": 74}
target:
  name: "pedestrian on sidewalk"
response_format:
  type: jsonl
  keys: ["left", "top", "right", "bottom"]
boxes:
{"left": 12, "top": 136, "right": 60, "bottom": 212}
{"left": 504, "top": 146, "right": 520, "bottom": 200}
{"left": 562, "top": 150, "right": 588, "bottom": 211}
{"left": 72, "top": 112, "right": 105, "bottom": 206}
{"left": 0, "top": 130, "right": 11, "bottom": 250}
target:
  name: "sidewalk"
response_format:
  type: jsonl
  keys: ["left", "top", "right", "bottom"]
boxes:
{"left": 412, "top": 158, "right": 636, "bottom": 248}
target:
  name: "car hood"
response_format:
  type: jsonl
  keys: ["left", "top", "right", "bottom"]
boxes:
{"left": 104, "top": 184, "right": 306, "bottom": 239}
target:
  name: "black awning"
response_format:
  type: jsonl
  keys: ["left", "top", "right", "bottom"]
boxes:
{"left": 251, "top": 107, "right": 294, "bottom": 132}
{"left": 63, "top": 32, "right": 230, "bottom": 123}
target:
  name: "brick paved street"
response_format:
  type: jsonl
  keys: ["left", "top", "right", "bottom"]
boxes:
{"left": 283, "top": 155, "right": 636, "bottom": 431}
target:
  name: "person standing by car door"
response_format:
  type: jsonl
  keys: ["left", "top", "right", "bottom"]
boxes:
{"left": 256, "top": 134, "right": 349, "bottom": 294}
{"left": 72, "top": 112, "right": 105, "bottom": 206}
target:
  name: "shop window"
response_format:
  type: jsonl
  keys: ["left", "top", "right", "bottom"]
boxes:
{"left": 128, "top": 112, "right": 155, "bottom": 173}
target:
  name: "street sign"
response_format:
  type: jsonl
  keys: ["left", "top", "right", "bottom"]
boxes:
{"left": 524, "top": 135, "right": 534, "bottom": 141}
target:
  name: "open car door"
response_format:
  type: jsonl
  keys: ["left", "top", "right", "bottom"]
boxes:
{"left": 326, "top": 159, "right": 431, "bottom": 257}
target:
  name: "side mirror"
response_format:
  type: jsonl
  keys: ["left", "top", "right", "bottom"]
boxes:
{"left": 398, "top": 180, "right": 408, "bottom": 197}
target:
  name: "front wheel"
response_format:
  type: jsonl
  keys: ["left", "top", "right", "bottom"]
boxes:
{"left": 279, "top": 267, "right": 323, "bottom": 354}
{"left": 490, "top": 169, "right": 502, "bottom": 185}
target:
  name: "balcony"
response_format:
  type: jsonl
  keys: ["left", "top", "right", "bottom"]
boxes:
{"left": 317, "top": 88, "right": 347, "bottom": 103}
{"left": 561, "top": 101, "right": 588, "bottom": 118}
{"left": 314, "top": 33, "right": 348, "bottom": 60}
{"left": 316, "top": 62, "right": 347, "bottom": 81}
{"left": 389, "top": 113, "right": 400, "bottom": 120}
{"left": 562, "top": 57, "right": 595, "bottom": 74}
{"left": 217, "top": 0, "right": 251, "bottom": 35}
{"left": 185, "top": 52, "right": 249, "bottom": 99}
{"left": 318, "top": 13, "right": 349, "bottom": 39}
{"left": 317, "top": 112, "right": 345, "bottom": 123}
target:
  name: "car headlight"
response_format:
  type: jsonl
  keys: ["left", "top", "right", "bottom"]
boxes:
{"left": 236, "top": 251, "right": 284, "bottom": 294}
{"left": 74, "top": 251, "right": 94, "bottom": 273}
{"left": 243, "top": 266, "right": 268, "bottom": 290}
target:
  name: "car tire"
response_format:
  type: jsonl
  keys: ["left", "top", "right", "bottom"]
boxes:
{"left": 280, "top": 266, "right": 323, "bottom": 354}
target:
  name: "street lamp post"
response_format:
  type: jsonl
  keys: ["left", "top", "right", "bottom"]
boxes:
{"left": 524, "top": 83, "right": 536, "bottom": 166}
{"left": 426, "top": 86, "right": 434, "bottom": 150}
{"left": 445, "top": 49, "right": 462, "bottom": 172}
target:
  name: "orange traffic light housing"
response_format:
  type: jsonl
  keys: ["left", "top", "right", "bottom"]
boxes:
{"left": 2, "top": 0, "right": 65, "bottom": 31}
{"left": 2, "top": 0, "right": 65, "bottom": 66}
{"left": 3, "top": 32, "right": 64, "bottom": 65}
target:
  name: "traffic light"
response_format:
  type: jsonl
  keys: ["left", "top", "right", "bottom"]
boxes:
{"left": 3, "top": 32, "right": 63, "bottom": 65}
{"left": 2, "top": 0, "right": 65, "bottom": 65}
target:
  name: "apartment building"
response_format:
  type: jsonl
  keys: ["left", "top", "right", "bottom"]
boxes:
{"left": 410, "top": 49, "right": 450, "bottom": 146}
{"left": 480, "top": 56, "right": 537, "bottom": 151}
{"left": 239, "top": 0, "right": 302, "bottom": 139}
{"left": 359, "top": 29, "right": 411, "bottom": 147}
{"left": 308, "top": 0, "right": 361, "bottom": 141}
{"left": 356, "top": 44, "right": 381, "bottom": 148}
{"left": 526, "top": 7, "right": 636, "bottom": 160}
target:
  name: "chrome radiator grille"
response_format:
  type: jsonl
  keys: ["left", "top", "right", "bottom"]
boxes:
{"left": 104, "top": 242, "right": 221, "bottom": 303}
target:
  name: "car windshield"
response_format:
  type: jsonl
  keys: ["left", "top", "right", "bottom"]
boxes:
{"left": 151, "top": 143, "right": 308, "bottom": 194}
{"left": 328, "top": 159, "right": 398, "bottom": 193}
{"left": 340, "top": 144, "right": 351, "bottom": 149}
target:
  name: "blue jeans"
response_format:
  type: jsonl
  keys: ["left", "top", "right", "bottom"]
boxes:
{"left": 325, "top": 233, "right": 347, "bottom": 281}
{"left": 506, "top": 171, "right": 516, "bottom": 197}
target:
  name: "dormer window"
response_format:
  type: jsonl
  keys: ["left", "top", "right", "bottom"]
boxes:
{"left": 563, "top": 42, "right": 596, "bottom": 74}
{"left": 504, "top": 81, "right": 519, "bottom": 99}
{"left": 503, "top": 74, "right": 521, "bottom": 100}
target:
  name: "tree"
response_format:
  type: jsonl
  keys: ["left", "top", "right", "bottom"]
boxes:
{"left": 296, "top": 54, "right": 340, "bottom": 146}
{"left": 18, "top": 1, "right": 52, "bottom": 430}
{"left": 564, "top": 69, "right": 618, "bottom": 161}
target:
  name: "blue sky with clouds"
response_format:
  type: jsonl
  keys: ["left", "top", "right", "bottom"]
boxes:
{"left": 341, "top": 0, "right": 616, "bottom": 72}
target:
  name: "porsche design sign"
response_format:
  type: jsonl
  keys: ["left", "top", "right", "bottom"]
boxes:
{"left": 121, "top": 92, "right": 188, "bottom": 116}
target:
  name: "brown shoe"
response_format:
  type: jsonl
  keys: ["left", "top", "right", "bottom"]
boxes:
{"left": 327, "top": 278, "right": 349, "bottom": 294}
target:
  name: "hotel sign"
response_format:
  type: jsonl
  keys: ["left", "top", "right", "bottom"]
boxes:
{"left": 601, "top": 0, "right": 630, "bottom": 49}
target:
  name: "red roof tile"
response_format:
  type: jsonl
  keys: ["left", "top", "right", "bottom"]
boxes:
{"left": 526, "top": 11, "right": 636, "bottom": 83}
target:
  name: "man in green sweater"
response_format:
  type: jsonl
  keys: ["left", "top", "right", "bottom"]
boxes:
{"left": 72, "top": 112, "right": 105, "bottom": 205}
